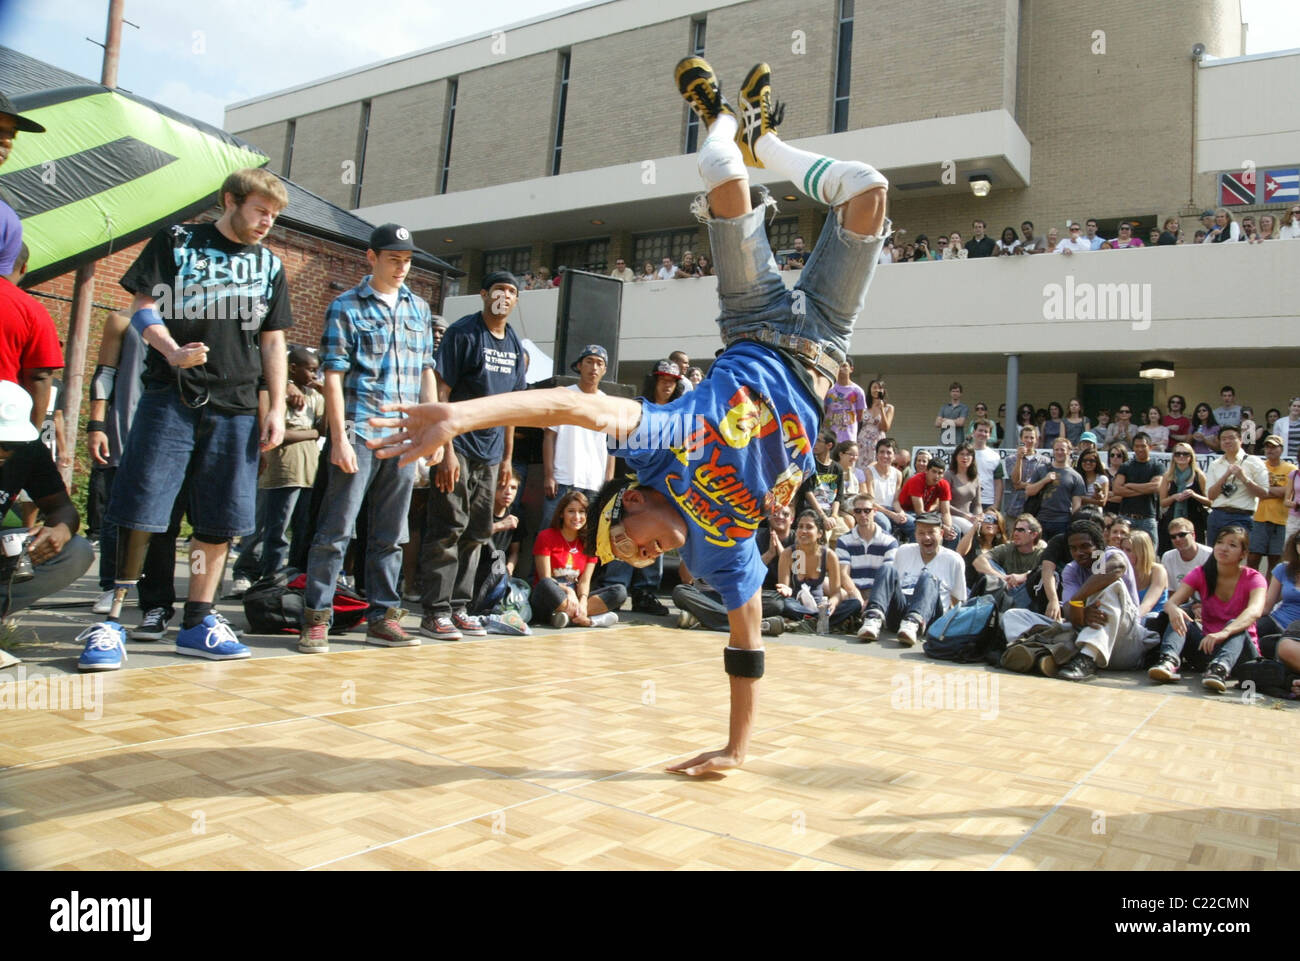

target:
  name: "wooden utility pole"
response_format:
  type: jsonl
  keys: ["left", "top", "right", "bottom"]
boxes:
{"left": 62, "top": 0, "right": 124, "bottom": 488}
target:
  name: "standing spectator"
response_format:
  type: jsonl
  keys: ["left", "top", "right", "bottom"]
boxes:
{"left": 1280, "top": 205, "right": 1300, "bottom": 239}
{"left": 1205, "top": 425, "right": 1270, "bottom": 545}
{"left": 944, "top": 443, "right": 981, "bottom": 540}
{"left": 1157, "top": 442, "right": 1210, "bottom": 550}
{"left": 1141, "top": 407, "right": 1170, "bottom": 451}
{"left": 1161, "top": 517, "right": 1211, "bottom": 591}
{"left": 1249, "top": 435, "right": 1295, "bottom": 574}
{"left": 0, "top": 244, "right": 64, "bottom": 430}
{"left": 1189, "top": 403, "right": 1220, "bottom": 454}
{"left": 1083, "top": 218, "right": 1105, "bottom": 250}
{"left": 1019, "top": 221, "right": 1047, "bottom": 254}
{"left": 1112, "top": 433, "right": 1161, "bottom": 544}
{"left": 971, "top": 403, "right": 997, "bottom": 444}
{"left": 965, "top": 220, "right": 995, "bottom": 258}
{"left": 1004, "top": 424, "right": 1044, "bottom": 517}
{"left": 1147, "top": 227, "right": 1161, "bottom": 246}
{"left": 1057, "top": 222, "right": 1091, "bottom": 255}
{"left": 259, "top": 347, "right": 324, "bottom": 580}
{"left": 609, "top": 258, "right": 635, "bottom": 282}
{"left": 540, "top": 344, "right": 615, "bottom": 528}
{"left": 1041, "top": 401, "right": 1065, "bottom": 447}
{"left": 419, "top": 270, "right": 528, "bottom": 640}
{"left": 1213, "top": 386, "right": 1242, "bottom": 428}
{"left": 1062, "top": 398, "right": 1090, "bottom": 444}
{"left": 1021, "top": 437, "right": 1085, "bottom": 539}
{"left": 941, "top": 232, "right": 968, "bottom": 260}
{"left": 1241, "top": 216, "right": 1258, "bottom": 242}
{"left": 301, "top": 224, "right": 437, "bottom": 653}
{"left": 1163, "top": 394, "right": 1192, "bottom": 444}
{"left": 532, "top": 491, "right": 622, "bottom": 629}
{"left": 934, "top": 381, "right": 969, "bottom": 446}
{"left": 969, "top": 419, "right": 1004, "bottom": 511}
{"left": 0, "top": 92, "right": 46, "bottom": 279}
{"left": 1102, "top": 403, "right": 1138, "bottom": 452}
{"left": 668, "top": 350, "right": 692, "bottom": 377}
{"left": 92, "top": 168, "right": 292, "bottom": 669}
{"left": 854, "top": 378, "right": 894, "bottom": 470}
{"left": 782, "top": 236, "right": 809, "bottom": 270}
{"left": 1157, "top": 217, "right": 1180, "bottom": 245}
{"left": 1199, "top": 209, "right": 1217, "bottom": 234}
{"left": 1203, "top": 207, "right": 1242, "bottom": 243}
{"left": 1238, "top": 406, "right": 1258, "bottom": 450}
{"left": 933, "top": 235, "right": 949, "bottom": 258}
{"left": 824, "top": 360, "right": 866, "bottom": 445}
{"left": 1274, "top": 397, "right": 1300, "bottom": 463}
{"left": 532, "top": 266, "right": 552, "bottom": 289}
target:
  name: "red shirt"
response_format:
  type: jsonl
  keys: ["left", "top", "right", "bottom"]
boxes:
{"left": 0, "top": 278, "right": 64, "bottom": 381}
{"left": 1162, "top": 415, "right": 1191, "bottom": 436}
{"left": 899, "top": 473, "right": 951, "bottom": 512}
{"left": 532, "top": 527, "right": 594, "bottom": 587}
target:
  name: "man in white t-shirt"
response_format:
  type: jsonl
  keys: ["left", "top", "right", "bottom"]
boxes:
{"left": 1160, "top": 517, "right": 1211, "bottom": 591}
{"left": 970, "top": 419, "right": 1004, "bottom": 510}
{"left": 1056, "top": 221, "right": 1092, "bottom": 255}
{"left": 1279, "top": 205, "right": 1300, "bottom": 240}
{"left": 858, "top": 512, "right": 966, "bottom": 646}
{"left": 540, "top": 344, "right": 615, "bottom": 527}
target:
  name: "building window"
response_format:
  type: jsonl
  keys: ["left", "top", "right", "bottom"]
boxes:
{"left": 552, "top": 52, "right": 570, "bottom": 176}
{"left": 832, "top": 0, "right": 854, "bottom": 133}
{"left": 767, "top": 217, "right": 800, "bottom": 255}
{"left": 282, "top": 119, "right": 296, "bottom": 178}
{"left": 684, "top": 18, "right": 707, "bottom": 153}
{"left": 352, "top": 100, "right": 371, "bottom": 208}
{"left": 441, "top": 79, "right": 458, "bottom": 195}
{"left": 632, "top": 227, "right": 701, "bottom": 267}
{"left": 484, "top": 246, "right": 532, "bottom": 278}
{"left": 554, "top": 237, "right": 610, "bottom": 274}
{"left": 441, "top": 255, "right": 462, "bottom": 298}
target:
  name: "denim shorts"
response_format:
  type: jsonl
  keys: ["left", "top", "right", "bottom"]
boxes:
{"left": 105, "top": 386, "right": 260, "bottom": 537}
{"left": 1249, "top": 519, "right": 1286, "bottom": 555}
{"left": 705, "top": 185, "right": 890, "bottom": 360}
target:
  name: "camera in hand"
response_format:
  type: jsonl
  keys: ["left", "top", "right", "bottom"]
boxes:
{"left": 1221, "top": 481, "right": 1237, "bottom": 497}
{"left": 0, "top": 529, "right": 34, "bottom": 584}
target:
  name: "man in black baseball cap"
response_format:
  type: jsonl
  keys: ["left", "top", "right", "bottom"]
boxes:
{"left": 368, "top": 222, "right": 414, "bottom": 252}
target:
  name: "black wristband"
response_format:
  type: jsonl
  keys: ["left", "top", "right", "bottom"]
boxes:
{"left": 87, "top": 420, "right": 107, "bottom": 433}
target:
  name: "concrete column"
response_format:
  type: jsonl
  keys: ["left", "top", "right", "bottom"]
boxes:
{"left": 1005, "top": 353, "right": 1020, "bottom": 444}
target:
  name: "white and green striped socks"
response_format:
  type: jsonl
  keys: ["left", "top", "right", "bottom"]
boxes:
{"left": 754, "top": 135, "right": 887, "bottom": 207}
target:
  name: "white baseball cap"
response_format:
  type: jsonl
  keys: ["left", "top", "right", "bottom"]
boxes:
{"left": 0, "top": 382, "right": 39, "bottom": 444}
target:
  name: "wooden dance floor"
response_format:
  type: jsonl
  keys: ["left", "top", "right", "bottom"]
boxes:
{"left": 2, "top": 626, "right": 1297, "bottom": 870}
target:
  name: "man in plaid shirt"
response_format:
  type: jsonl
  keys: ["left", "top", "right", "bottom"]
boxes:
{"left": 299, "top": 223, "right": 438, "bottom": 653}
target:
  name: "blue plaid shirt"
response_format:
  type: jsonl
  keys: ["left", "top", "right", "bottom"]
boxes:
{"left": 320, "top": 277, "right": 435, "bottom": 441}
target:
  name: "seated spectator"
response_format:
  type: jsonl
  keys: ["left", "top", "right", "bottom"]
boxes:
{"left": 552, "top": 265, "right": 567, "bottom": 286}
{"left": 941, "top": 231, "right": 968, "bottom": 260}
{"left": 1103, "top": 221, "right": 1144, "bottom": 249}
{"left": 1281, "top": 205, "right": 1300, "bottom": 239}
{"left": 782, "top": 236, "right": 809, "bottom": 270}
{"left": 1126, "top": 530, "right": 1168, "bottom": 624}
{"left": 1193, "top": 229, "right": 1207, "bottom": 243}
{"left": 1238, "top": 407, "right": 1258, "bottom": 449}
{"left": 906, "top": 448, "right": 927, "bottom": 481}
{"left": 635, "top": 261, "right": 656, "bottom": 282}
{"left": 836, "top": 492, "right": 899, "bottom": 624}
{"left": 1140, "top": 407, "right": 1169, "bottom": 451}
{"left": 1249, "top": 434, "right": 1295, "bottom": 572}
{"left": 1107, "top": 516, "right": 1132, "bottom": 549}
{"left": 834, "top": 440, "right": 863, "bottom": 510}
{"left": 521, "top": 270, "right": 537, "bottom": 289}
{"left": 609, "top": 258, "right": 635, "bottom": 282}
{"left": 1157, "top": 217, "right": 1180, "bottom": 245}
{"left": 776, "top": 510, "right": 862, "bottom": 631}
{"left": 1157, "top": 442, "right": 1209, "bottom": 549}
{"left": 1203, "top": 207, "right": 1243, "bottom": 243}
{"left": 1113, "top": 432, "right": 1161, "bottom": 544}
{"left": 1075, "top": 429, "right": 1100, "bottom": 461}
{"left": 1021, "top": 437, "right": 1085, "bottom": 538}
{"left": 1189, "top": 402, "right": 1221, "bottom": 453}
{"left": 0, "top": 384, "right": 93, "bottom": 652}
{"left": 1102, "top": 404, "right": 1138, "bottom": 451}
{"left": 1076, "top": 448, "right": 1109, "bottom": 512}
{"left": 993, "top": 226, "right": 1020, "bottom": 256}
{"left": 673, "top": 501, "right": 788, "bottom": 635}
{"left": 1258, "top": 407, "right": 1282, "bottom": 454}
{"left": 1199, "top": 208, "right": 1217, "bottom": 234}
{"left": 1258, "top": 530, "right": 1300, "bottom": 637}
{"left": 800, "top": 431, "right": 846, "bottom": 539}
{"left": 965, "top": 220, "right": 995, "bottom": 258}
{"left": 857, "top": 512, "right": 967, "bottom": 645}
{"left": 531, "top": 491, "right": 622, "bottom": 629}
{"left": 944, "top": 443, "right": 981, "bottom": 539}
{"left": 1019, "top": 220, "right": 1047, "bottom": 254}
{"left": 899, "top": 455, "right": 956, "bottom": 543}
{"left": 1163, "top": 394, "right": 1192, "bottom": 444}
{"left": 1152, "top": 525, "right": 1265, "bottom": 692}
{"left": 866, "top": 438, "right": 911, "bottom": 539}
{"left": 466, "top": 474, "right": 525, "bottom": 614}
{"left": 1058, "top": 517, "right": 1159, "bottom": 680}
{"left": 1057, "top": 222, "right": 1091, "bottom": 255}
{"left": 1161, "top": 517, "right": 1211, "bottom": 591}
{"left": 1147, "top": 227, "right": 1161, "bottom": 246}
{"left": 974, "top": 513, "right": 1045, "bottom": 608}
{"left": 956, "top": 508, "right": 1006, "bottom": 588}
{"left": 933, "top": 235, "right": 950, "bottom": 258}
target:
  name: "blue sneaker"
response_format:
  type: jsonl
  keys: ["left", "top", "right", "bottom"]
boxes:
{"left": 77, "top": 621, "right": 128, "bottom": 672}
{"left": 175, "top": 614, "right": 252, "bottom": 660}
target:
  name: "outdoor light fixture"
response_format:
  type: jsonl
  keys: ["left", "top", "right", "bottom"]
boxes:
{"left": 591, "top": 219, "right": 604, "bottom": 225}
{"left": 1139, "top": 360, "right": 1176, "bottom": 379}
{"left": 783, "top": 194, "right": 798, "bottom": 201}
{"left": 969, "top": 175, "right": 991, "bottom": 197}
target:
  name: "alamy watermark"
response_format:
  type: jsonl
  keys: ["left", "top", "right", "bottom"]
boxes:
{"left": 1042, "top": 276, "right": 1152, "bottom": 331}
{"left": 151, "top": 278, "right": 269, "bottom": 331}
{"left": 0, "top": 667, "right": 103, "bottom": 720}
{"left": 890, "top": 665, "right": 998, "bottom": 720}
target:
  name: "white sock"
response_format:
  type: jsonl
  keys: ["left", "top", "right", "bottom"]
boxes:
{"left": 697, "top": 115, "right": 746, "bottom": 192}
{"left": 754, "top": 134, "right": 888, "bottom": 206}
{"left": 589, "top": 611, "right": 618, "bottom": 628}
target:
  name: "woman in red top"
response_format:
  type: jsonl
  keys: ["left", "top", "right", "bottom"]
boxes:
{"left": 532, "top": 490, "right": 625, "bottom": 629}
{"left": 1151, "top": 525, "right": 1266, "bottom": 692}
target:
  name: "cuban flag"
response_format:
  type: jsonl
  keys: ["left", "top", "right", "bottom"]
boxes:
{"left": 1220, "top": 171, "right": 1255, "bottom": 206}
{"left": 1264, "top": 169, "right": 1300, "bottom": 203}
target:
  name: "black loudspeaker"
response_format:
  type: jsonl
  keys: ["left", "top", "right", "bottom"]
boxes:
{"left": 554, "top": 269, "right": 622, "bottom": 380}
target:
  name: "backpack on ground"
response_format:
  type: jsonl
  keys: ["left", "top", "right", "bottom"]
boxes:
{"left": 923, "top": 594, "right": 999, "bottom": 662}
{"left": 242, "top": 569, "right": 369, "bottom": 635}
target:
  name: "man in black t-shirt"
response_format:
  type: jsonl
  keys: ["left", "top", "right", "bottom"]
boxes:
{"left": 1113, "top": 432, "right": 1161, "bottom": 545}
{"left": 84, "top": 168, "right": 293, "bottom": 671}
{"left": 0, "top": 383, "right": 92, "bottom": 669}
{"left": 964, "top": 220, "right": 995, "bottom": 258}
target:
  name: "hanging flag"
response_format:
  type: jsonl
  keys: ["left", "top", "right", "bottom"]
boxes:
{"left": 1219, "top": 171, "right": 1255, "bottom": 206}
{"left": 1264, "top": 168, "right": 1300, "bottom": 203}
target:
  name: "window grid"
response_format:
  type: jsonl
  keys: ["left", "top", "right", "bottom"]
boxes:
{"left": 632, "top": 228, "right": 701, "bottom": 268}
{"left": 832, "top": 0, "right": 854, "bottom": 134}
{"left": 352, "top": 100, "right": 371, "bottom": 208}
{"left": 440, "top": 79, "right": 458, "bottom": 195}
{"left": 552, "top": 52, "right": 570, "bottom": 176}
{"left": 684, "top": 19, "right": 707, "bottom": 154}
{"left": 283, "top": 120, "right": 296, "bottom": 178}
{"left": 554, "top": 237, "right": 611, "bottom": 274}
{"left": 483, "top": 246, "right": 532, "bottom": 278}
{"left": 767, "top": 217, "right": 800, "bottom": 255}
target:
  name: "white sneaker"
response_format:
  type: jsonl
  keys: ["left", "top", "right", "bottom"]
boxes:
{"left": 229, "top": 575, "right": 253, "bottom": 598}
{"left": 93, "top": 590, "right": 115, "bottom": 615}
{"left": 589, "top": 612, "right": 619, "bottom": 628}
{"left": 857, "top": 613, "right": 883, "bottom": 641}
{"left": 677, "top": 610, "right": 700, "bottom": 630}
{"left": 896, "top": 617, "right": 920, "bottom": 647}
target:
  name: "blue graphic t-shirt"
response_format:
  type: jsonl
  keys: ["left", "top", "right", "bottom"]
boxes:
{"left": 612, "top": 341, "right": 819, "bottom": 610}
{"left": 121, "top": 222, "right": 293, "bottom": 414}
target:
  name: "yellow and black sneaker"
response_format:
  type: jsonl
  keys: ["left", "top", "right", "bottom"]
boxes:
{"left": 736, "top": 62, "right": 785, "bottom": 168}
{"left": 675, "top": 56, "right": 736, "bottom": 128}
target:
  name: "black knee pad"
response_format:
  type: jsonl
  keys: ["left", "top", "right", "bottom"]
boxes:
{"left": 724, "top": 646, "right": 765, "bottom": 679}
{"left": 113, "top": 527, "right": 153, "bottom": 582}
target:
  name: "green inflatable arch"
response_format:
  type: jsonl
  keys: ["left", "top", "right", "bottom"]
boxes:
{"left": 1, "top": 85, "right": 269, "bottom": 288}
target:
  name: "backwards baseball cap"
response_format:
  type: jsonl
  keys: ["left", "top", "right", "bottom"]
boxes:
{"left": 594, "top": 482, "right": 656, "bottom": 568}
{"left": 570, "top": 344, "right": 608, "bottom": 372}
{"left": 481, "top": 270, "right": 518, "bottom": 292}
{"left": 368, "top": 223, "right": 414, "bottom": 251}
{"left": 654, "top": 360, "right": 683, "bottom": 379}
{"left": 0, "top": 91, "right": 46, "bottom": 133}
{"left": 0, "top": 382, "right": 38, "bottom": 443}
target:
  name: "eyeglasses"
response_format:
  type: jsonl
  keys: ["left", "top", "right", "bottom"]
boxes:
{"left": 1174, "top": 451, "right": 1191, "bottom": 457}
{"left": 1069, "top": 225, "right": 1081, "bottom": 230}
{"left": 1013, "top": 527, "right": 1033, "bottom": 534}
{"left": 1118, "top": 409, "right": 1131, "bottom": 414}
{"left": 852, "top": 507, "right": 874, "bottom": 515}
{"left": 1171, "top": 531, "right": 1193, "bottom": 540}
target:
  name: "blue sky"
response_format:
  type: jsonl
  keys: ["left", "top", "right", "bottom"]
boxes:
{"left": 2, "top": 0, "right": 1298, "bottom": 128}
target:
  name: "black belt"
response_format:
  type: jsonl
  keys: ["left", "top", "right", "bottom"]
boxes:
{"left": 1213, "top": 507, "right": 1252, "bottom": 515}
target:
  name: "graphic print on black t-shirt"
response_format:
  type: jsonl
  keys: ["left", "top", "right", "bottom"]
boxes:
{"left": 0, "top": 441, "right": 66, "bottom": 519}
{"left": 121, "top": 222, "right": 293, "bottom": 414}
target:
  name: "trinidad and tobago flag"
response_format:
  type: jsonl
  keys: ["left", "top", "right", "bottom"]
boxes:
{"left": 1220, "top": 171, "right": 1255, "bottom": 205}
{"left": 1264, "top": 169, "right": 1300, "bottom": 203}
